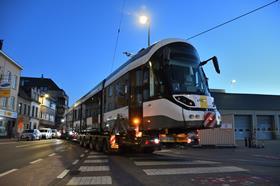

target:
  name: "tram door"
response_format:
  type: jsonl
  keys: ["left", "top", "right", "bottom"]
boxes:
{"left": 129, "top": 68, "right": 143, "bottom": 126}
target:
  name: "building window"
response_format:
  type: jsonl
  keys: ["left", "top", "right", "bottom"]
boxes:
{"left": 12, "top": 75, "right": 17, "bottom": 89}
{"left": 1, "top": 97, "right": 8, "bottom": 108}
{"left": 23, "top": 104, "right": 26, "bottom": 115}
{"left": 7, "top": 71, "right": 12, "bottom": 83}
{"left": 27, "top": 105, "right": 30, "bottom": 116}
{"left": 18, "top": 103, "right": 22, "bottom": 114}
{"left": 10, "top": 96, "right": 15, "bottom": 111}
{"left": 35, "top": 107, "right": 38, "bottom": 118}
{"left": 31, "top": 106, "right": 35, "bottom": 117}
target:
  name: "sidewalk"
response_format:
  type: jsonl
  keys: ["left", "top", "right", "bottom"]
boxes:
{"left": 0, "top": 137, "right": 18, "bottom": 143}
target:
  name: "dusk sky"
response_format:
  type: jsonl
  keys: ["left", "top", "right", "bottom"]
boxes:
{"left": 0, "top": 0, "right": 279, "bottom": 105}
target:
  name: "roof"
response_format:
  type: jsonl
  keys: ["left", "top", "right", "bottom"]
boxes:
{"left": 70, "top": 38, "right": 190, "bottom": 109}
{"left": 0, "top": 50, "right": 23, "bottom": 70}
{"left": 18, "top": 88, "right": 32, "bottom": 101}
{"left": 20, "top": 77, "right": 62, "bottom": 91}
{"left": 212, "top": 92, "right": 280, "bottom": 111}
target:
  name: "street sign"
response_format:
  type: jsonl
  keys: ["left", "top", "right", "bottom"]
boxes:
{"left": 0, "top": 89, "right": 10, "bottom": 97}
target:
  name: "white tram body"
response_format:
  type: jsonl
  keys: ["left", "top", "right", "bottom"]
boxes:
{"left": 66, "top": 38, "right": 221, "bottom": 151}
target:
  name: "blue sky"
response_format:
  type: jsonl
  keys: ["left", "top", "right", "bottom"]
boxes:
{"left": 0, "top": 0, "right": 279, "bottom": 105}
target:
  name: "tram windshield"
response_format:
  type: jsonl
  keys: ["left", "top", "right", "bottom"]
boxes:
{"left": 165, "top": 44, "right": 210, "bottom": 95}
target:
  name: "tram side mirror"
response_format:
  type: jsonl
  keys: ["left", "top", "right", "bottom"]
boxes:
{"left": 212, "top": 56, "right": 220, "bottom": 74}
{"left": 200, "top": 56, "right": 220, "bottom": 74}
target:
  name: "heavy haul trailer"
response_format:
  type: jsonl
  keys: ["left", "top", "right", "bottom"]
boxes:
{"left": 66, "top": 38, "right": 221, "bottom": 153}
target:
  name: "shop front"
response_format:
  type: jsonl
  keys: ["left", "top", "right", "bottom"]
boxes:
{"left": 0, "top": 109, "right": 17, "bottom": 137}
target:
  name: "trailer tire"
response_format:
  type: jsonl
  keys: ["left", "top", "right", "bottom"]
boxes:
{"left": 102, "top": 139, "right": 110, "bottom": 154}
{"left": 83, "top": 139, "right": 88, "bottom": 148}
{"left": 95, "top": 138, "right": 102, "bottom": 152}
{"left": 142, "top": 147, "right": 155, "bottom": 154}
{"left": 89, "top": 139, "right": 94, "bottom": 150}
{"left": 79, "top": 137, "right": 83, "bottom": 146}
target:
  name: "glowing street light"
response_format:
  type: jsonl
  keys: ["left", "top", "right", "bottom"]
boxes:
{"left": 139, "top": 15, "right": 151, "bottom": 47}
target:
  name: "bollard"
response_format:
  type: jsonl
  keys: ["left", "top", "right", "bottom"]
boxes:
{"left": 244, "top": 137, "right": 248, "bottom": 147}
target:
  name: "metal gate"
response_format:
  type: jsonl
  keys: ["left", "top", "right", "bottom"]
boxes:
{"left": 234, "top": 115, "right": 252, "bottom": 140}
{"left": 256, "top": 115, "right": 273, "bottom": 140}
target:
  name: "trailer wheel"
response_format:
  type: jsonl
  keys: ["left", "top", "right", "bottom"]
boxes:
{"left": 141, "top": 147, "right": 155, "bottom": 154}
{"left": 95, "top": 138, "right": 102, "bottom": 152}
{"left": 79, "top": 137, "right": 83, "bottom": 146}
{"left": 89, "top": 139, "right": 94, "bottom": 150}
{"left": 102, "top": 139, "right": 110, "bottom": 154}
{"left": 83, "top": 139, "right": 88, "bottom": 148}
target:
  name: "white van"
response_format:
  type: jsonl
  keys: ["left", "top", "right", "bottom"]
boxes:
{"left": 39, "top": 128, "right": 52, "bottom": 139}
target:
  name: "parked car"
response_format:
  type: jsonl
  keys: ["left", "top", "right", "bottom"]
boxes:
{"left": 51, "top": 129, "right": 61, "bottom": 138}
{"left": 20, "top": 129, "right": 41, "bottom": 140}
{"left": 61, "top": 129, "right": 78, "bottom": 141}
{"left": 39, "top": 128, "right": 52, "bottom": 139}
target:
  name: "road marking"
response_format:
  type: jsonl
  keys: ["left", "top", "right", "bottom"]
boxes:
{"left": 79, "top": 166, "right": 110, "bottom": 172}
{"left": 143, "top": 166, "right": 248, "bottom": 176}
{"left": 16, "top": 144, "right": 31, "bottom": 148}
{"left": 48, "top": 153, "right": 56, "bottom": 157}
{"left": 57, "top": 169, "right": 70, "bottom": 178}
{"left": 89, "top": 152, "right": 102, "bottom": 155}
{"left": 134, "top": 160, "right": 220, "bottom": 166}
{"left": 84, "top": 159, "right": 108, "bottom": 164}
{"left": 157, "top": 149, "right": 172, "bottom": 153}
{"left": 0, "top": 142, "right": 17, "bottom": 145}
{"left": 73, "top": 159, "right": 79, "bottom": 165}
{"left": 30, "top": 158, "right": 43, "bottom": 164}
{"left": 87, "top": 155, "right": 108, "bottom": 158}
{"left": 67, "top": 176, "right": 112, "bottom": 185}
{"left": 0, "top": 169, "right": 18, "bottom": 177}
{"left": 80, "top": 154, "right": 85, "bottom": 158}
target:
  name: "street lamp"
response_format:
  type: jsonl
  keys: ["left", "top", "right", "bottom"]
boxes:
{"left": 139, "top": 15, "right": 150, "bottom": 47}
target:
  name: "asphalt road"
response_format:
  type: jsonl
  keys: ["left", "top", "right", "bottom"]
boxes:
{"left": 0, "top": 139, "right": 280, "bottom": 186}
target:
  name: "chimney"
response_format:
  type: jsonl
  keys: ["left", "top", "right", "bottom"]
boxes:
{"left": 0, "top": 40, "right": 3, "bottom": 50}
{"left": 41, "top": 74, "right": 44, "bottom": 78}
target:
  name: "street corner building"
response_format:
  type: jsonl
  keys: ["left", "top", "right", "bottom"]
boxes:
{"left": 19, "top": 76, "right": 69, "bottom": 129}
{"left": 0, "top": 45, "right": 23, "bottom": 138}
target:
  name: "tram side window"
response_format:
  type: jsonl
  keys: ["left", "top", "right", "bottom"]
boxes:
{"left": 115, "top": 74, "right": 129, "bottom": 109}
{"left": 143, "top": 65, "right": 149, "bottom": 101}
{"left": 105, "top": 84, "right": 115, "bottom": 112}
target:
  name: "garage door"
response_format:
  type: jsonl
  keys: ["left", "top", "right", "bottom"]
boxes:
{"left": 234, "top": 115, "right": 252, "bottom": 140}
{"left": 256, "top": 115, "right": 273, "bottom": 140}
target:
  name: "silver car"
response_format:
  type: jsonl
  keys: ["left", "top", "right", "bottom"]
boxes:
{"left": 21, "top": 129, "right": 42, "bottom": 140}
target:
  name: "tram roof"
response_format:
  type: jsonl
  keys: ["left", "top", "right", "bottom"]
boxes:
{"left": 69, "top": 38, "right": 190, "bottom": 110}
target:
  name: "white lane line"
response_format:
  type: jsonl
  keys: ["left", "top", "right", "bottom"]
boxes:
{"left": 87, "top": 155, "right": 108, "bottom": 158}
{"left": 67, "top": 176, "right": 112, "bottom": 185}
{"left": 0, "top": 169, "right": 18, "bottom": 177}
{"left": 80, "top": 154, "right": 85, "bottom": 158}
{"left": 135, "top": 160, "right": 220, "bottom": 166}
{"left": 57, "top": 169, "right": 70, "bottom": 178}
{"left": 30, "top": 158, "right": 43, "bottom": 164}
{"left": 79, "top": 166, "right": 110, "bottom": 172}
{"left": 48, "top": 153, "right": 56, "bottom": 157}
{"left": 89, "top": 152, "right": 102, "bottom": 155}
{"left": 16, "top": 144, "right": 31, "bottom": 148}
{"left": 84, "top": 159, "right": 108, "bottom": 164}
{"left": 0, "top": 142, "right": 17, "bottom": 145}
{"left": 72, "top": 160, "right": 79, "bottom": 165}
{"left": 144, "top": 166, "right": 248, "bottom": 176}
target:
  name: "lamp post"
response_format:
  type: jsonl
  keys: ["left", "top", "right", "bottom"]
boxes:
{"left": 139, "top": 15, "right": 150, "bottom": 47}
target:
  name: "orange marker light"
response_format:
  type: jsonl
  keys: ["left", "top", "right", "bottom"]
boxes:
{"left": 132, "top": 117, "right": 141, "bottom": 126}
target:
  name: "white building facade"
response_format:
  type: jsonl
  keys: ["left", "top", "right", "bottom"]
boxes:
{"left": 0, "top": 50, "right": 22, "bottom": 137}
